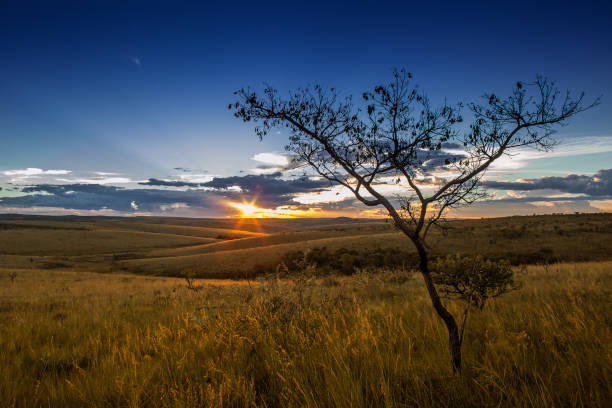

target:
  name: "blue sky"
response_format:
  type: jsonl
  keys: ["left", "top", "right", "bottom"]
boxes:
{"left": 1, "top": 1, "right": 611, "bottom": 217}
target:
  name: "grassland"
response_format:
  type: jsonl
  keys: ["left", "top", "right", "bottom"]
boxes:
{"left": 2, "top": 213, "right": 611, "bottom": 277}
{"left": 0, "top": 213, "right": 611, "bottom": 407}
{"left": 1, "top": 262, "right": 611, "bottom": 407}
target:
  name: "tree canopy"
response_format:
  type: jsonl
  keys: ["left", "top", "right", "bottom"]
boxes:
{"left": 233, "top": 69, "right": 597, "bottom": 239}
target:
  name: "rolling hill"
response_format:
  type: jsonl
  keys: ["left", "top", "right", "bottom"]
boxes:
{"left": 1, "top": 213, "right": 611, "bottom": 277}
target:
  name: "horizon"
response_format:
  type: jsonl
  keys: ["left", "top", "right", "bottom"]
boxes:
{"left": 1, "top": 1, "right": 612, "bottom": 218}
{"left": 0, "top": 211, "right": 606, "bottom": 222}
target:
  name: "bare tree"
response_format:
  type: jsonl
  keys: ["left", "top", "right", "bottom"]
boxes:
{"left": 231, "top": 69, "right": 598, "bottom": 372}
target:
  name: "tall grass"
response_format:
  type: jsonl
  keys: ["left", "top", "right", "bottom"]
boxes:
{"left": 1, "top": 263, "right": 610, "bottom": 407}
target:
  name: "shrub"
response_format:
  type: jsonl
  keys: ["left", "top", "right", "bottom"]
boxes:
{"left": 279, "top": 246, "right": 419, "bottom": 276}
{"left": 431, "top": 254, "right": 519, "bottom": 309}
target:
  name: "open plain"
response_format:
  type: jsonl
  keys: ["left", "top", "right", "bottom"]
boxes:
{"left": 1, "top": 214, "right": 611, "bottom": 407}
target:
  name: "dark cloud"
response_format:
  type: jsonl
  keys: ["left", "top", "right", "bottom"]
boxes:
{"left": 139, "top": 178, "right": 200, "bottom": 187}
{"left": 413, "top": 148, "right": 467, "bottom": 175}
{"left": 5, "top": 184, "right": 222, "bottom": 212}
{"left": 0, "top": 173, "right": 332, "bottom": 214}
{"left": 201, "top": 173, "right": 329, "bottom": 195}
{"left": 483, "top": 169, "right": 612, "bottom": 197}
{"left": 6, "top": 169, "right": 609, "bottom": 217}
{"left": 172, "top": 167, "right": 204, "bottom": 173}
{"left": 422, "top": 154, "right": 464, "bottom": 171}
{"left": 484, "top": 195, "right": 612, "bottom": 204}
{"left": 441, "top": 142, "right": 464, "bottom": 150}
{"left": 140, "top": 173, "right": 329, "bottom": 195}
{"left": 255, "top": 162, "right": 289, "bottom": 171}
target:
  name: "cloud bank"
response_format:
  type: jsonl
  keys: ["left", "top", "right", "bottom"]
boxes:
{"left": 484, "top": 169, "right": 612, "bottom": 197}
{"left": 1, "top": 165, "right": 610, "bottom": 217}
{"left": 0, "top": 172, "right": 331, "bottom": 216}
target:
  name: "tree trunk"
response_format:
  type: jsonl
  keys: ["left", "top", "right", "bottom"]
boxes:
{"left": 414, "top": 240, "right": 462, "bottom": 373}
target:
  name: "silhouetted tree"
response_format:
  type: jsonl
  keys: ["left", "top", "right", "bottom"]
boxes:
{"left": 232, "top": 69, "right": 598, "bottom": 372}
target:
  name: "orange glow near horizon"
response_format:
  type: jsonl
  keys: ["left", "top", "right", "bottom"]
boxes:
{"left": 225, "top": 198, "right": 569, "bottom": 220}
{"left": 228, "top": 200, "right": 310, "bottom": 218}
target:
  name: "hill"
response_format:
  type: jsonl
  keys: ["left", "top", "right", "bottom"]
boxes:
{"left": 1, "top": 213, "right": 611, "bottom": 277}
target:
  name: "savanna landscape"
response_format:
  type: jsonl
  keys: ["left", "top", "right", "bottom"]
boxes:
{"left": 3, "top": 2, "right": 612, "bottom": 407}
{"left": 1, "top": 213, "right": 611, "bottom": 406}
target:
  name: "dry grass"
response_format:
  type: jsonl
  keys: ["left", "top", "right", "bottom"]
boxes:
{"left": 121, "top": 213, "right": 612, "bottom": 277}
{"left": 1, "top": 262, "right": 610, "bottom": 407}
{"left": 0, "top": 227, "right": 211, "bottom": 256}
{"left": 2, "top": 214, "right": 612, "bottom": 276}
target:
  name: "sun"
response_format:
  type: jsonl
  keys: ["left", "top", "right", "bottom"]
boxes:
{"left": 228, "top": 200, "right": 309, "bottom": 218}
{"left": 229, "top": 202, "right": 264, "bottom": 218}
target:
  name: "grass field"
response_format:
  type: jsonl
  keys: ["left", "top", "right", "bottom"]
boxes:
{"left": 1, "top": 261, "right": 610, "bottom": 407}
{"left": 1, "top": 213, "right": 611, "bottom": 407}
{"left": 2, "top": 213, "right": 612, "bottom": 277}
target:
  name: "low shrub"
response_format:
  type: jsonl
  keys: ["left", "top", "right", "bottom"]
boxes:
{"left": 279, "top": 246, "right": 419, "bottom": 276}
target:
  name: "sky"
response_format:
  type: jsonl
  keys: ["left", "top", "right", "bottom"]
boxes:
{"left": 1, "top": 0, "right": 611, "bottom": 218}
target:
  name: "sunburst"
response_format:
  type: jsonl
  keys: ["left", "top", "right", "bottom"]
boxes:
{"left": 228, "top": 200, "right": 307, "bottom": 218}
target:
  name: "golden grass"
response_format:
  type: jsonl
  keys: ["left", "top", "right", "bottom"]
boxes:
{"left": 109, "top": 222, "right": 268, "bottom": 239}
{"left": 121, "top": 214, "right": 612, "bottom": 277}
{"left": 146, "top": 225, "right": 388, "bottom": 258}
{"left": 3, "top": 214, "right": 612, "bottom": 275}
{"left": 124, "top": 232, "right": 399, "bottom": 276}
{"left": 1, "top": 262, "right": 610, "bottom": 407}
{"left": 0, "top": 228, "right": 211, "bottom": 256}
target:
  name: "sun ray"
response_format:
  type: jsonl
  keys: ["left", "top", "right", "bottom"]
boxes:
{"left": 228, "top": 200, "right": 311, "bottom": 219}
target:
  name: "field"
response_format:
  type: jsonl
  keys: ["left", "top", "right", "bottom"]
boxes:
{"left": 1, "top": 213, "right": 611, "bottom": 407}
{"left": 2, "top": 213, "right": 612, "bottom": 277}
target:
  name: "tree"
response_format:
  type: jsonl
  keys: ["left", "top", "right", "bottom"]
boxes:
{"left": 231, "top": 69, "right": 598, "bottom": 372}
{"left": 431, "top": 254, "right": 520, "bottom": 352}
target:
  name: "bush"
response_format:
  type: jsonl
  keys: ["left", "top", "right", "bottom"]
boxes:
{"left": 431, "top": 254, "right": 519, "bottom": 309}
{"left": 279, "top": 246, "right": 419, "bottom": 276}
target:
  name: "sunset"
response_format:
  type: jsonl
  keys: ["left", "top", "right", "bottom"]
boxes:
{"left": 1, "top": 3, "right": 611, "bottom": 219}
{"left": 1, "top": 1, "right": 611, "bottom": 407}
{"left": 228, "top": 200, "right": 308, "bottom": 218}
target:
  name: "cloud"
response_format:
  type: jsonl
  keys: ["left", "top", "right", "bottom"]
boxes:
{"left": 252, "top": 152, "right": 301, "bottom": 174}
{"left": 159, "top": 202, "right": 189, "bottom": 211}
{"left": 56, "top": 177, "right": 133, "bottom": 184}
{"left": 129, "top": 56, "right": 141, "bottom": 66}
{"left": 487, "top": 135, "right": 612, "bottom": 173}
{"left": 139, "top": 178, "right": 201, "bottom": 187}
{"left": 290, "top": 168, "right": 612, "bottom": 217}
{"left": 175, "top": 173, "right": 214, "bottom": 183}
{"left": 4, "top": 165, "right": 610, "bottom": 218}
{"left": 431, "top": 135, "right": 612, "bottom": 175}
{"left": 0, "top": 169, "right": 138, "bottom": 186}
{"left": 253, "top": 152, "right": 289, "bottom": 167}
{"left": 1, "top": 168, "right": 71, "bottom": 182}
{"left": 202, "top": 173, "right": 328, "bottom": 195}
{"left": 139, "top": 172, "right": 331, "bottom": 198}
{"left": 93, "top": 172, "right": 119, "bottom": 176}
{"left": 0, "top": 206, "right": 134, "bottom": 217}
{"left": 2, "top": 184, "right": 223, "bottom": 213}
{"left": 483, "top": 169, "right": 612, "bottom": 197}
{"left": 373, "top": 147, "right": 467, "bottom": 177}
{"left": 0, "top": 170, "right": 334, "bottom": 216}
{"left": 1, "top": 168, "right": 71, "bottom": 176}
